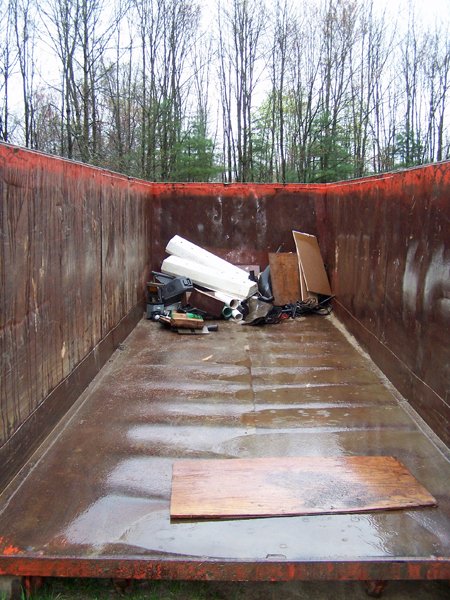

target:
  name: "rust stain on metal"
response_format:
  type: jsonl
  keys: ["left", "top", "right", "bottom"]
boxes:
{"left": 2, "top": 546, "right": 21, "bottom": 556}
{"left": 324, "top": 164, "right": 450, "bottom": 444}
{"left": 0, "top": 537, "right": 22, "bottom": 556}
{"left": 0, "top": 144, "right": 153, "bottom": 487}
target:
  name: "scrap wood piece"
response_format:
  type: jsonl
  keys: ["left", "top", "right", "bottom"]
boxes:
{"left": 177, "top": 326, "right": 212, "bottom": 335}
{"left": 298, "top": 261, "right": 317, "bottom": 304}
{"left": 170, "top": 312, "right": 204, "bottom": 329}
{"left": 170, "top": 456, "right": 436, "bottom": 520}
{"left": 293, "top": 231, "right": 332, "bottom": 297}
{"left": 189, "top": 288, "right": 226, "bottom": 319}
{"left": 268, "top": 253, "right": 301, "bottom": 305}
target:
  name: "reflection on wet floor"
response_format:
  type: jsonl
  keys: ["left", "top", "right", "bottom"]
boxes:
{"left": 0, "top": 316, "right": 449, "bottom": 567}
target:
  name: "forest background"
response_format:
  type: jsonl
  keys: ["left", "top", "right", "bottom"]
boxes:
{"left": 1, "top": 0, "right": 449, "bottom": 183}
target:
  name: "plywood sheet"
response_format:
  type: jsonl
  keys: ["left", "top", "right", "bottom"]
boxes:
{"left": 268, "top": 253, "right": 301, "bottom": 305}
{"left": 298, "top": 260, "right": 316, "bottom": 302}
{"left": 171, "top": 456, "right": 436, "bottom": 519}
{"left": 293, "top": 231, "right": 332, "bottom": 296}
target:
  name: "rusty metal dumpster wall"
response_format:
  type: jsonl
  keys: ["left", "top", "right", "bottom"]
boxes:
{"left": 323, "top": 164, "right": 450, "bottom": 446}
{"left": 1, "top": 143, "right": 449, "bottom": 494}
{"left": 0, "top": 145, "right": 153, "bottom": 489}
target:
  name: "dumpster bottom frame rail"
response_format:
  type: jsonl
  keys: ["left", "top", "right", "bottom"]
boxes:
{"left": 1, "top": 556, "right": 450, "bottom": 581}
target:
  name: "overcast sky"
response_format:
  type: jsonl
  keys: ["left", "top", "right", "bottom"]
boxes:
{"left": 4, "top": 0, "right": 450, "bottom": 146}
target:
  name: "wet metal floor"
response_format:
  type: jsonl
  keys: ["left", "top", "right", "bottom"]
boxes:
{"left": 0, "top": 316, "right": 449, "bottom": 581}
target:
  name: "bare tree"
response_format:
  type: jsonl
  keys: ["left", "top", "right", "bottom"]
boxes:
{"left": 217, "top": 2, "right": 235, "bottom": 182}
{"left": 133, "top": 0, "right": 162, "bottom": 177}
{"left": 40, "top": 0, "right": 79, "bottom": 157}
{"left": 39, "top": 0, "right": 120, "bottom": 161}
{"left": 348, "top": 1, "right": 391, "bottom": 176}
{"left": 0, "top": 0, "right": 17, "bottom": 142}
{"left": 288, "top": 5, "right": 322, "bottom": 181}
{"left": 423, "top": 26, "right": 450, "bottom": 162}
{"left": 132, "top": 0, "right": 200, "bottom": 180}
{"left": 11, "top": 0, "right": 37, "bottom": 148}
{"left": 266, "top": 0, "right": 293, "bottom": 182}
{"left": 101, "top": 33, "right": 141, "bottom": 174}
{"left": 218, "top": 0, "right": 265, "bottom": 182}
{"left": 398, "top": 3, "right": 427, "bottom": 166}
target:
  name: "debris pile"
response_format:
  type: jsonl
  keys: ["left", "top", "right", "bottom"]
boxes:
{"left": 147, "top": 233, "right": 332, "bottom": 333}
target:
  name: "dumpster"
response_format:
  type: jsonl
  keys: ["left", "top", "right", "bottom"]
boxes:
{"left": 0, "top": 144, "right": 449, "bottom": 595}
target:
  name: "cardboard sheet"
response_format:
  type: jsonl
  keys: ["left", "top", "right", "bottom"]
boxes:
{"left": 268, "top": 253, "right": 301, "bottom": 305}
{"left": 298, "top": 259, "right": 316, "bottom": 302}
{"left": 170, "top": 456, "right": 436, "bottom": 520}
{"left": 293, "top": 231, "right": 332, "bottom": 297}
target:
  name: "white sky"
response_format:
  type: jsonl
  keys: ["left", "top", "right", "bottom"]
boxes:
{"left": 5, "top": 0, "right": 450, "bottom": 139}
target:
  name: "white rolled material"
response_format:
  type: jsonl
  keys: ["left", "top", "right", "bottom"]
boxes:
{"left": 231, "top": 309, "right": 243, "bottom": 322}
{"left": 161, "top": 255, "right": 258, "bottom": 300}
{"left": 166, "top": 235, "right": 249, "bottom": 280}
{"left": 213, "top": 291, "right": 241, "bottom": 309}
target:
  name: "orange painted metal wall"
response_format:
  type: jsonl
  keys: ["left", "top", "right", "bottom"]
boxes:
{"left": 149, "top": 182, "right": 327, "bottom": 270}
{"left": 323, "top": 164, "right": 450, "bottom": 445}
{"left": 0, "top": 144, "right": 153, "bottom": 486}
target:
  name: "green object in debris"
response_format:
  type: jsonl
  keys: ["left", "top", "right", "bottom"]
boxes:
{"left": 185, "top": 312, "right": 203, "bottom": 320}
{"left": 170, "top": 310, "right": 203, "bottom": 320}
{"left": 222, "top": 306, "right": 233, "bottom": 319}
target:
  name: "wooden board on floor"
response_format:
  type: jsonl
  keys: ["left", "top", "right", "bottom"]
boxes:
{"left": 170, "top": 312, "right": 204, "bottom": 329}
{"left": 268, "top": 253, "right": 301, "bottom": 305}
{"left": 170, "top": 456, "right": 436, "bottom": 520}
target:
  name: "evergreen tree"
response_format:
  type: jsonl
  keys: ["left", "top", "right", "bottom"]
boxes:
{"left": 172, "top": 119, "right": 220, "bottom": 182}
